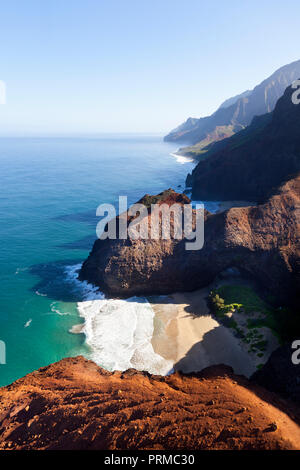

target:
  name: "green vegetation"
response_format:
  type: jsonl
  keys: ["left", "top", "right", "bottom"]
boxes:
{"left": 209, "top": 284, "right": 271, "bottom": 353}
{"left": 208, "top": 285, "right": 269, "bottom": 351}
{"left": 177, "top": 125, "right": 236, "bottom": 160}
{"left": 138, "top": 189, "right": 187, "bottom": 209}
{"left": 209, "top": 285, "right": 268, "bottom": 317}
{"left": 209, "top": 284, "right": 300, "bottom": 344}
{"left": 179, "top": 112, "right": 272, "bottom": 161}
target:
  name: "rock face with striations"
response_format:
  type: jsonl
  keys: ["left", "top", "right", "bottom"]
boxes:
{"left": 189, "top": 82, "right": 300, "bottom": 201}
{"left": 164, "top": 59, "right": 300, "bottom": 146}
{"left": 0, "top": 356, "right": 300, "bottom": 450}
{"left": 79, "top": 177, "right": 300, "bottom": 306}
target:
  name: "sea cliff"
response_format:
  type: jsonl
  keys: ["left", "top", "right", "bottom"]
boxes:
{"left": 79, "top": 177, "right": 300, "bottom": 308}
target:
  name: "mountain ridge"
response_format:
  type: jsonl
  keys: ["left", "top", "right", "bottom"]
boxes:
{"left": 189, "top": 82, "right": 300, "bottom": 201}
{"left": 164, "top": 60, "right": 300, "bottom": 152}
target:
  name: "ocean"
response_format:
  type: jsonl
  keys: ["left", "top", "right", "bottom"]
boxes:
{"left": 0, "top": 135, "right": 195, "bottom": 386}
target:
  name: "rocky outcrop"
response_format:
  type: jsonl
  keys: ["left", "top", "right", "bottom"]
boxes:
{"left": 0, "top": 356, "right": 299, "bottom": 450}
{"left": 79, "top": 177, "right": 300, "bottom": 306}
{"left": 252, "top": 345, "right": 300, "bottom": 405}
{"left": 79, "top": 189, "right": 198, "bottom": 296}
{"left": 189, "top": 82, "right": 300, "bottom": 201}
{"left": 164, "top": 59, "right": 300, "bottom": 147}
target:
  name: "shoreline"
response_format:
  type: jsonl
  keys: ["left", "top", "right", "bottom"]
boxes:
{"left": 150, "top": 287, "right": 258, "bottom": 378}
{"left": 68, "top": 160, "right": 274, "bottom": 380}
{"left": 170, "top": 150, "right": 195, "bottom": 164}
{"left": 71, "top": 286, "right": 261, "bottom": 378}
{"left": 170, "top": 151, "right": 256, "bottom": 213}
{"left": 69, "top": 258, "right": 277, "bottom": 379}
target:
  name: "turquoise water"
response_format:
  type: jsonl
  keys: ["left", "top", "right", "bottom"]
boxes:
{"left": 0, "top": 136, "right": 194, "bottom": 386}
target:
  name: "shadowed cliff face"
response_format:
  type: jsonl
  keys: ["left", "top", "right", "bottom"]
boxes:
{"left": 252, "top": 345, "right": 300, "bottom": 405}
{"left": 79, "top": 177, "right": 300, "bottom": 306}
{"left": 0, "top": 357, "right": 300, "bottom": 450}
{"left": 190, "top": 82, "right": 300, "bottom": 201}
{"left": 79, "top": 83, "right": 300, "bottom": 304}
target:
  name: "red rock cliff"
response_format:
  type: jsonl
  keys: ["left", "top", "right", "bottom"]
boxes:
{"left": 0, "top": 357, "right": 300, "bottom": 450}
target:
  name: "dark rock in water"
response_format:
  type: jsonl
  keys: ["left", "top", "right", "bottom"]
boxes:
{"left": 252, "top": 345, "right": 300, "bottom": 406}
{"left": 79, "top": 177, "right": 300, "bottom": 306}
{"left": 189, "top": 82, "right": 300, "bottom": 201}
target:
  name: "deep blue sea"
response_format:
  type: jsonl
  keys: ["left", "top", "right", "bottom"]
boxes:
{"left": 0, "top": 135, "right": 195, "bottom": 386}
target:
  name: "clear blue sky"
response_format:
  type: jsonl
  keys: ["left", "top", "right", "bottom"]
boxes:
{"left": 0, "top": 0, "right": 299, "bottom": 135}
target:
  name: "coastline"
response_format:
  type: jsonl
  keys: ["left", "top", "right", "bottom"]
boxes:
{"left": 150, "top": 288, "right": 259, "bottom": 378}
{"left": 170, "top": 150, "right": 195, "bottom": 164}
{"left": 170, "top": 150, "right": 256, "bottom": 213}
{"left": 70, "top": 273, "right": 279, "bottom": 380}
{"left": 69, "top": 200, "right": 274, "bottom": 379}
{"left": 71, "top": 287, "right": 260, "bottom": 378}
{"left": 68, "top": 146, "right": 280, "bottom": 381}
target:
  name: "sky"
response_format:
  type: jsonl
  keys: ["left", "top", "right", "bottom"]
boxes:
{"left": 0, "top": 0, "right": 299, "bottom": 135}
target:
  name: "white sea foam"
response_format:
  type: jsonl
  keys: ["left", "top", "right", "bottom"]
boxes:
{"left": 35, "top": 290, "right": 47, "bottom": 297}
{"left": 170, "top": 152, "right": 194, "bottom": 164}
{"left": 64, "top": 264, "right": 104, "bottom": 301}
{"left": 50, "top": 302, "right": 73, "bottom": 316}
{"left": 15, "top": 267, "right": 28, "bottom": 275}
{"left": 65, "top": 263, "right": 172, "bottom": 375}
{"left": 77, "top": 297, "right": 173, "bottom": 375}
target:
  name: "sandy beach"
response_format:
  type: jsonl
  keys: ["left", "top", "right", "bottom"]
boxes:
{"left": 150, "top": 288, "right": 264, "bottom": 378}
{"left": 71, "top": 280, "right": 278, "bottom": 378}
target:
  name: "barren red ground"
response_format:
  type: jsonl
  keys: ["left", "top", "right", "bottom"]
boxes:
{"left": 0, "top": 357, "right": 299, "bottom": 450}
